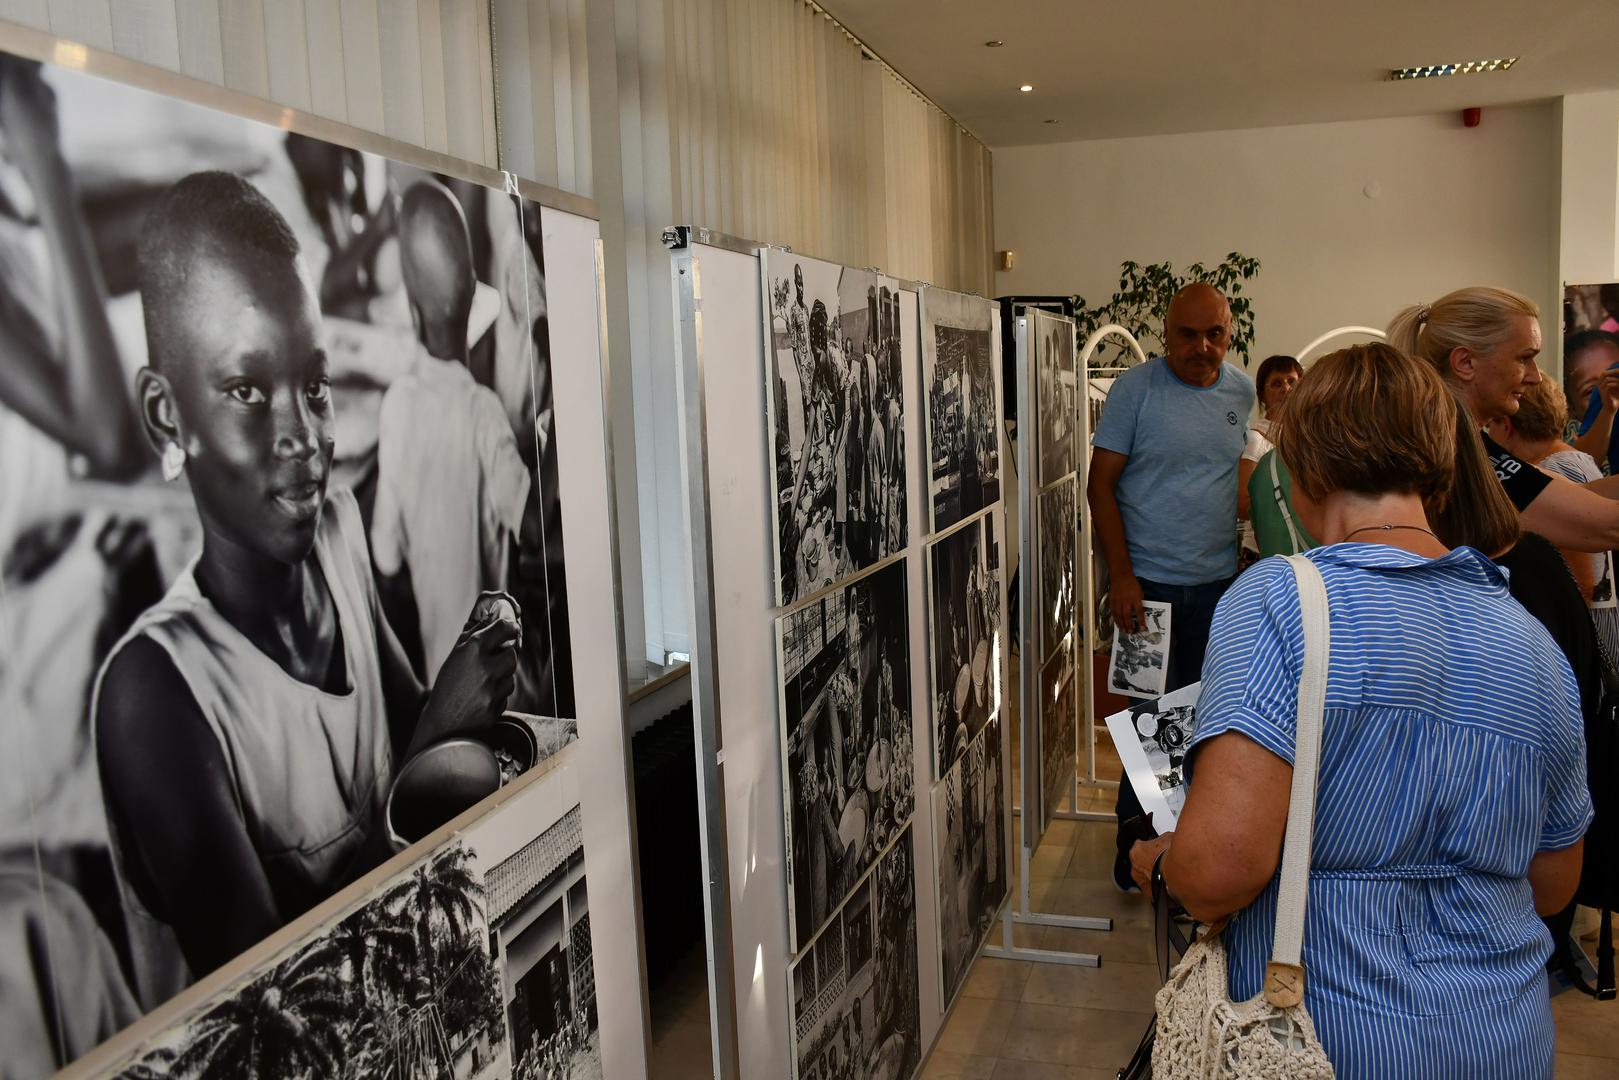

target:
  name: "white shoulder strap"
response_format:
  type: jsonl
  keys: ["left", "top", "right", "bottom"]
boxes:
{"left": 1266, "top": 554, "right": 1329, "bottom": 1006}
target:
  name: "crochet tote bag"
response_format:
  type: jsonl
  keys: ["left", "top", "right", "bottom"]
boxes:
{"left": 1150, "top": 554, "right": 1335, "bottom": 1079}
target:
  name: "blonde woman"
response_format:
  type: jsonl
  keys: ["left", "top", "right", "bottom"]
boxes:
{"left": 1387, "top": 287, "right": 1619, "bottom": 552}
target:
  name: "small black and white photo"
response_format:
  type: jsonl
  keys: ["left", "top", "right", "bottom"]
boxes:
{"left": 1038, "top": 641, "right": 1077, "bottom": 832}
{"left": 933, "top": 716, "right": 1007, "bottom": 1008}
{"left": 922, "top": 289, "right": 1000, "bottom": 533}
{"left": 1086, "top": 378, "right": 1113, "bottom": 447}
{"left": 1107, "top": 601, "right": 1172, "bottom": 699}
{"left": 777, "top": 560, "right": 915, "bottom": 951}
{"left": 1104, "top": 683, "right": 1198, "bottom": 831}
{"left": 927, "top": 512, "right": 1002, "bottom": 778}
{"left": 789, "top": 828, "right": 922, "bottom": 1080}
{"left": 1039, "top": 477, "right": 1077, "bottom": 660}
{"left": 486, "top": 805, "right": 601, "bottom": 1080}
{"left": 1035, "top": 314, "right": 1077, "bottom": 486}
{"left": 116, "top": 841, "right": 510, "bottom": 1080}
{"left": 764, "top": 251, "right": 908, "bottom": 606}
{"left": 0, "top": 47, "right": 578, "bottom": 1074}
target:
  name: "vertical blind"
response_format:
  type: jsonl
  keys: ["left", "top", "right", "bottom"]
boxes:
{"left": 603, "top": 0, "right": 995, "bottom": 663}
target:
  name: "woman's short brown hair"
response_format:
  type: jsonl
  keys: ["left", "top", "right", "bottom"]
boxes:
{"left": 1273, "top": 342, "right": 1456, "bottom": 502}
{"left": 1503, "top": 380, "right": 1570, "bottom": 443}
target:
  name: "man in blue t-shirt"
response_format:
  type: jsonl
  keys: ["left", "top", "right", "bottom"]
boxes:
{"left": 1087, "top": 282, "right": 1255, "bottom": 888}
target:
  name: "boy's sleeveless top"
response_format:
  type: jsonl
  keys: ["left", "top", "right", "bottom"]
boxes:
{"left": 92, "top": 487, "right": 393, "bottom": 1009}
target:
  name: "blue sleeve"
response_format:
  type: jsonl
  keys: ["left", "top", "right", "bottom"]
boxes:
{"left": 1092, "top": 365, "right": 1144, "bottom": 456}
{"left": 1187, "top": 557, "right": 1304, "bottom": 771}
{"left": 1538, "top": 658, "right": 1594, "bottom": 851}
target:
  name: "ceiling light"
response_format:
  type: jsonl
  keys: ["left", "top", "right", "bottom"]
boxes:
{"left": 1019, "top": 84, "right": 1034, "bottom": 93}
{"left": 984, "top": 39, "right": 1004, "bottom": 47}
{"left": 1044, "top": 119, "right": 1059, "bottom": 124}
{"left": 1390, "top": 57, "right": 1517, "bottom": 81}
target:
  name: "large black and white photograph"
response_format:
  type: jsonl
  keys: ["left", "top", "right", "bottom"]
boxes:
{"left": 1107, "top": 600, "right": 1172, "bottom": 699}
{"left": 922, "top": 288, "right": 1000, "bottom": 533}
{"left": 0, "top": 46, "right": 578, "bottom": 1077}
{"left": 933, "top": 716, "right": 1007, "bottom": 1008}
{"left": 777, "top": 559, "right": 915, "bottom": 951}
{"left": 1039, "top": 641, "right": 1077, "bottom": 832}
{"left": 764, "top": 250, "right": 908, "bottom": 606}
{"left": 486, "top": 805, "right": 601, "bottom": 1080}
{"left": 1038, "top": 476, "right": 1077, "bottom": 660}
{"left": 789, "top": 828, "right": 922, "bottom": 1080}
{"left": 927, "top": 512, "right": 1002, "bottom": 778}
{"left": 115, "top": 840, "right": 510, "bottom": 1080}
{"left": 1035, "top": 314, "right": 1076, "bottom": 486}
{"left": 1103, "top": 682, "right": 1198, "bottom": 832}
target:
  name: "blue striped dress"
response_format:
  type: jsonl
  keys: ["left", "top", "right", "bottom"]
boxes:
{"left": 1189, "top": 544, "right": 1593, "bottom": 1080}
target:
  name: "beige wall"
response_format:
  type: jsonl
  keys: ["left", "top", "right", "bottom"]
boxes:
{"left": 993, "top": 105, "right": 1559, "bottom": 370}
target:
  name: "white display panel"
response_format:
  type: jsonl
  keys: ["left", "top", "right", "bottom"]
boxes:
{"left": 679, "top": 243, "right": 945, "bottom": 1078}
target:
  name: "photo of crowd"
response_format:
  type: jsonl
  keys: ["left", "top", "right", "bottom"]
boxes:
{"left": 926, "top": 512, "right": 1002, "bottom": 778}
{"left": 764, "top": 252, "right": 908, "bottom": 606}
{"left": 0, "top": 49, "right": 575, "bottom": 1075}
{"left": 777, "top": 560, "right": 914, "bottom": 951}
{"left": 1039, "top": 477, "right": 1077, "bottom": 659}
{"left": 922, "top": 289, "right": 1000, "bottom": 533}
{"left": 1039, "top": 640, "right": 1077, "bottom": 832}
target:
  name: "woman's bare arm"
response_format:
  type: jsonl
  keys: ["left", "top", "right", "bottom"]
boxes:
{"left": 1238, "top": 457, "right": 1257, "bottom": 520}
{"left": 1159, "top": 733, "right": 1292, "bottom": 924}
{"left": 1521, "top": 472, "right": 1619, "bottom": 552}
{"left": 1527, "top": 842, "right": 1583, "bottom": 917}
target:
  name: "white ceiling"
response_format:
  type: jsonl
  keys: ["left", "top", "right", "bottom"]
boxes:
{"left": 817, "top": 0, "right": 1619, "bottom": 147}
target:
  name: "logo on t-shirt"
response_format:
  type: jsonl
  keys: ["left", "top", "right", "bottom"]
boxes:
{"left": 1226, "top": 411, "right": 1239, "bottom": 425}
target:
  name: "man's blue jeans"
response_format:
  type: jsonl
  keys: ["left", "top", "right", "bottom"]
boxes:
{"left": 1113, "top": 575, "right": 1236, "bottom": 876}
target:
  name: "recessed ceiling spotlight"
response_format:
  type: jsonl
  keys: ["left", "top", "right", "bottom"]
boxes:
{"left": 984, "top": 39, "right": 1004, "bottom": 47}
{"left": 1019, "top": 84, "right": 1034, "bottom": 93}
{"left": 1390, "top": 56, "right": 1517, "bottom": 80}
{"left": 1044, "top": 118, "right": 1059, "bottom": 124}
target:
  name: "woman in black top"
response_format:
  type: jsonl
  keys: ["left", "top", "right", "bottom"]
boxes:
{"left": 1431, "top": 393, "right": 1603, "bottom": 951}
{"left": 1389, "top": 287, "right": 1619, "bottom": 552}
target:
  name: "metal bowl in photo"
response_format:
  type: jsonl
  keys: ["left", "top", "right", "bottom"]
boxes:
{"left": 386, "top": 738, "right": 502, "bottom": 847}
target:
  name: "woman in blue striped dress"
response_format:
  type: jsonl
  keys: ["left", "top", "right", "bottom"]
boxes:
{"left": 1131, "top": 343, "right": 1591, "bottom": 1079}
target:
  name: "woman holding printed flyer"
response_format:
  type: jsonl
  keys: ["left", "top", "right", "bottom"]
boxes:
{"left": 1131, "top": 344, "right": 1588, "bottom": 1079}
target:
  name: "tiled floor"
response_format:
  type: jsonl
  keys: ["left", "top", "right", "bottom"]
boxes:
{"left": 923, "top": 777, "right": 1619, "bottom": 1080}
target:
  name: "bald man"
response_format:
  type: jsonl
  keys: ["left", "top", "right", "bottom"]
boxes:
{"left": 371, "top": 180, "right": 532, "bottom": 680}
{"left": 1086, "top": 284, "right": 1254, "bottom": 888}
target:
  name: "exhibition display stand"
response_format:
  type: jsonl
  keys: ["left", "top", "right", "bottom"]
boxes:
{"left": 0, "top": 22, "right": 651, "bottom": 1080}
{"left": 668, "top": 227, "right": 1014, "bottom": 1079}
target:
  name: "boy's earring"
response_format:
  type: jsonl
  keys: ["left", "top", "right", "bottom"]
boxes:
{"left": 160, "top": 442, "right": 186, "bottom": 482}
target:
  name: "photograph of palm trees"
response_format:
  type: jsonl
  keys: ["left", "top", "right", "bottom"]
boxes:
{"left": 763, "top": 250, "right": 908, "bottom": 607}
{"left": 922, "top": 289, "right": 1000, "bottom": 534}
{"left": 777, "top": 559, "right": 914, "bottom": 953}
{"left": 116, "top": 842, "right": 507, "bottom": 1079}
{"left": 926, "top": 512, "right": 1002, "bottom": 778}
{"left": 788, "top": 827, "right": 922, "bottom": 1080}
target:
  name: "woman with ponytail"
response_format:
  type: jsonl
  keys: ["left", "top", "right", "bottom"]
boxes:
{"left": 1388, "top": 287, "right": 1619, "bottom": 552}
